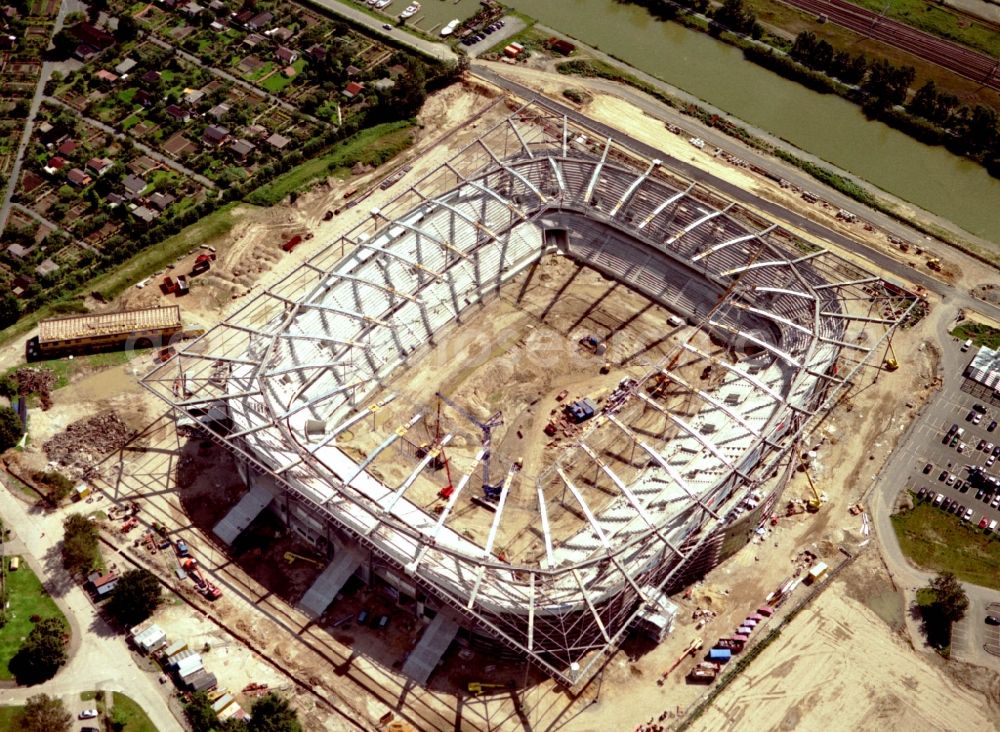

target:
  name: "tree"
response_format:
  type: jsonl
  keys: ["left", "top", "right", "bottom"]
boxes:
{"left": 907, "top": 80, "right": 940, "bottom": 121}
{"left": 106, "top": 568, "right": 162, "bottom": 627}
{"left": 247, "top": 693, "right": 302, "bottom": 732}
{"left": 183, "top": 692, "right": 219, "bottom": 732}
{"left": 0, "top": 405, "right": 24, "bottom": 452}
{"left": 61, "top": 513, "right": 101, "bottom": 575}
{"left": 929, "top": 571, "right": 968, "bottom": 624}
{"left": 0, "top": 294, "right": 20, "bottom": 328}
{"left": 19, "top": 693, "right": 71, "bottom": 732}
{"left": 10, "top": 618, "right": 69, "bottom": 685}
{"left": 34, "top": 470, "right": 74, "bottom": 504}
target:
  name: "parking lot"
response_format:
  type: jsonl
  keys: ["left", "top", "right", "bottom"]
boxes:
{"left": 903, "top": 387, "right": 1000, "bottom": 529}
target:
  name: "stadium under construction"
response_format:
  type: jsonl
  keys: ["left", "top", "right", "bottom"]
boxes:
{"left": 141, "top": 103, "right": 921, "bottom": 689}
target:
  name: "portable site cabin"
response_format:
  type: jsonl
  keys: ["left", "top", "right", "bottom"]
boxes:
{"left": 163, "top": 640, "right": 187, "bottom": 658}
{"left": 185, "top": 668, "right": 217, "bottom": 692}
{"left": 807, "top": 561, "right": 830, "bottom": 584}
{"left": 8, "top": 557, "right": 19, "bottom": 571}
{"left": 73, "top": 483, "right": 92, "bottom": 501}
{"left": 708, "top": 648, "right": 732, "bottom": 662}
{"left": 737, "top": 625, "right": 754, "bottom": 636}
{"left": 175, "top": 653, "right": 204, "bottom": 680}
{"left": 758, "top": 605, "right": 775, "bottom": 617}
{"left": 132, "top": 624, "right": 167, "bottom": 653}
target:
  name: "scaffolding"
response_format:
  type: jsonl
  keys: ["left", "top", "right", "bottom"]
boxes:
{"left": 140, "top": 103, "right": 921, "bottom": 689}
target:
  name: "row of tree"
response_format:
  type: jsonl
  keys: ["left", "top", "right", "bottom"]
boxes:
{"left": 186, "top": 690, "right": 302, "bottom": 732}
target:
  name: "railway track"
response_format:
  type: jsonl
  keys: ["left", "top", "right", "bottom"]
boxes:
{"left": 775, "top": 0, "right": 1000, "bottom": 92}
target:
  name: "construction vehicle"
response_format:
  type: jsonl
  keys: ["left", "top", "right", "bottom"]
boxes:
{"left": 175, "top": 275, "right": 189, "bottom": 296}
{"left": 323, "top": 210, "right": 334, "bottom": 221}
{"left": 190, "top": 253, "right": 216, "bottom": 276}
{"left": 281, "top": 234, "right": 303, "bottom": 252}
{"left": 182, "top": 558, "right": 222, "bottom": 600}
{"left": 927, "top": 258, "right": 942, "bottom": 272}
{"left": 283, "top": 551, "right": 323, "bottom": 567}
{"left": 175, "top": 540, "right": 190, "bottom": 557}
{"left": 687, "top": 661, "right": 720, "bottom": 684}
{"left": 161, "top": 276, "right": 177, "bottom": 294}
{"left": 658, "top": 637, "right": 703, "bottom": 684}
{"left": 802, "top": 465, "right": 825, "bottom": 513}
{"left": 467, "top": 681, "right": 509, "bottom": 695}
{"left": 435, "top": 391, "right": 503, "bottom": 499}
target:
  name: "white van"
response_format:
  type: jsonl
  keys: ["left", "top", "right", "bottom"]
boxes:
{"left": 667, "top": 315, "right": 684, "bottom": 327}
{"left": 962, "top": 339, "right": 973, "bottom": 351}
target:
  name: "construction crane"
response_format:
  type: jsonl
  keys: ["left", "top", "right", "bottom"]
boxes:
{"left": 435, "top": 391, "right": 504, "bottom": 499}
{"left": 283, "top": 552, "right": 323, "bottom": 567}
{"left": 803, "top": 465, "right": 825, "bottom": 513}
{"left": 658, "top": 637, "right": 703, "bottom": 685}
{"left": 467, "top": 681, "right": 509, "bottom": 695}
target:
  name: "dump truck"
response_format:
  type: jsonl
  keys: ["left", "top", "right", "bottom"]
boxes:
{"left": 161, "top": 276, "right": 177, "bottom": 294}
{"left": 687, "top": 662, "right": 720, "bottom": 684}
{"left": 191, "top": 253, "right": 216, "bottom": 275}
{"left": 175, "top": 275, "right": 189, "bottom": 296}
{"left": 281, "top": 234, "right": 303, "bottom": 252}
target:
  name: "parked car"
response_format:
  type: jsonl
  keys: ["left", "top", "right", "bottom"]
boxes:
{"left": 963, "top": 507, "right": 974, "bottom": 521}
{"left": 357, "top": 609, "right": 370, "bottom": 625}
{"left": 967, "top": 410, "right": 977, "bottom": 422}
{"left": 979, "top": 516, "right": 990, "bottom": 528}
{"left": 978, "top": 439, "right": 987, "bottom": 450}
{"left": 986, "top": 616, "right": 1000, "bottom": 625}
{"left": 974, "top": 413, "right": 983, "bottom": 425}
{"left": 939, "top": 470, "right": 948, "bottom": 481}
{"left": 987, "top": 455, "right": 996, "bottom": 467}
{"left": 976, "top": 488, "right": 986, "bottom": 500}
{"left": 946, "top": 473, "right": 957, "bottom": 485}
{"left": 957, "top": 480, "right": 968, "bottom": 493}
{"left": 376, "top": 614, "right": 390, "bottom": 629}
{"left": 989, "top": 420, "right": 997, "bottom": 432}
{"left": 958, "top": 442, "right": 967, "bottom": 453}
{"left": 917, "top": 487, "right": 928, "bottom": 500}
{"left": 933, "top": 493, "right": 945, "bottom": 506}
{"left": 974, "top": 403, "right": 987, "bottom": 414}
{"left": 79, "top": 710, "right": 98, "bottom": 720}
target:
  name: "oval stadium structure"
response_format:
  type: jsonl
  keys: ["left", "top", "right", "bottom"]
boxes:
{"left": 142, "top": 103, "right": 920, "bottom": 688}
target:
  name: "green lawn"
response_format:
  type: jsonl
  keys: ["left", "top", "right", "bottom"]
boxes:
{"left": 2, "top": 348, "right": 140, "bottom": 392}
{"left": 262, "top": 58, "right": 306, "bottom": 93}
{"left": 848, "top": 0, "right": 1000, "bottom": 60}
{"left": 122, "top": 113, "right": 142, "bottom": 130}
{"left": 109, "top": 692, "right": 158, "bottom": 732}
{"left": 951, "top": 322, "right": 1000, "bottom": 351}
{"left": 246, "top": 121, "right": 415, "bottom": 206}
{"left": 892, "top": 499, "right": 1000, "bottom": 589}
{"left": 0, "top": 556, "right": 68, "bottom": 680}
{"left": 117, "top": 87, "right": 137, "bottom": 104}
{"left": 0, "top": 706, "right": 24, "bottom": 731}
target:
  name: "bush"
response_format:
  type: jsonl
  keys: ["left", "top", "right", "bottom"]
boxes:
{"left": 0, "top": 405, "right": 24, "bottom": 452}
{"left": 9, "top": 617, "right": 69, "bottom": 685}
{"left": 33, "top": 470, "right": 75, "bottom": 505}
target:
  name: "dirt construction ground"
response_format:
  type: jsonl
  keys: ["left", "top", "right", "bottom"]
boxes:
{"left": 4, "top": 77, "right": 1000, "bottom": 731}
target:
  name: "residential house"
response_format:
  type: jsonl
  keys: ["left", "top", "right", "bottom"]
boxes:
{"left": 265, "top": 132, "right": 290, "bottom": 150}
{"left": 132, "top": 205, "right": 158, "bottom": 223}
{"left": 209, "top": 20, "right": 225, "bottom": 32}
{"left": 114, "top": 57, "right": 138, "bottom": 75}
{"left": 305, "top": 44, "right": 326, "bottom": 63}
{"left": 208, "top": 0, "right": 226, "bottom": 11}
{"left": 95, "top": 69, "right": 118, "bottom": 85}
{"left": 202, "top": 125, "right": 230, "bottom": 147}
{"left": 6, "top": 243, "right": 32, "bottom": 259}
{"left": 66, "top": 167, "right": 92, "bottom": 187}
{"left": 36, "top": 259, "right": 59, "bottom": 277}
{"left": 21, "top": 171, "right": 44, "bottom": 194}
{"left": 149, "top": 192, "right": 176, "bottom": 211}
{"left": 269, "top": 27, "right": 292, "bottom": 43}
{"left": 275, "top": 46, "right": 297, "bottom": 64}
{"left": 346, "top": 65, "right": 361, "bottom": 78}
{"left": 86, "top": 157, "right": 113, "bottom": 176}
{"left": 342, "top": 81, "right": 365, "bottom": 99}
{"left": 74, "top": 44, "right": 97, "bottom": 61}
{"left": 182, "top": 1, "right": 204, "bottom": 17}
{"left": 232, "top": 9, "right": 255, "bottom": 27}
{"left": 281, "top": 65, "right": 296, "bottom": 79}
{"left": 106, "top": 192, "right": 125, "bottom": 206}
{"left": 135, "top": 89, "right": 156, "bottom": 108}
{"left": 11, "top": 275, "right": 35, "bottom": 298}
{"left": 87, "top": 570, "right": 119, "bottom": 597}
{"left": 245, "top": 11, "right": 272, "bottom": 31}
{"left": 165, "top": 104, "right": 191, "bottom": 123}
{"left": 242, "top": 33, "right": 265, "bottom": 49}
{"left": 229, "top": 138, "right": 255, "bottom": 161}
{"left": 207, "top": 102, "right": 230, "bottom": 121}
{"left": 123, "top": 174, "right": 147, "bottom": 198}
{"left": 387, "top": 64, "right": 408, "bottom": 78}
{"left": 71, "top": 21, "right": 115, "bottom": 50}
{"left": 184, "top": 88, "right": 206, "bottom": 106}
{"left": 141, "top": 70, "right": 161, "bottom": 85}
{"left": 56, "top": 139, "right": 77, "bottom": 156}
{"left": 43, "top": 156, "right": 67, "bottom": 175}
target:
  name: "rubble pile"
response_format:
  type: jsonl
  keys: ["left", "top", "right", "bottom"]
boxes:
{"left": 14, "top": 368, "right": 57, "bottom": 410}
{"left": 44, "top": 410, "right": 134, "bottom": 474}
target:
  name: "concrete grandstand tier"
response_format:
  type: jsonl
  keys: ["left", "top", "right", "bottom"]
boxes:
{"left": 141, "top": 103, "right": 921, "bottom": 689}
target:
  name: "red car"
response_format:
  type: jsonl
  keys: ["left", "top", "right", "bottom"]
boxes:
{"left": 979, "top": 516, "right": 990, "bottom": 529}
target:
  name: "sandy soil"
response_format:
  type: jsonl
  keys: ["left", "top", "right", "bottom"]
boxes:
{"left": 692, "top": 557, "right": 998, "bottom": 732}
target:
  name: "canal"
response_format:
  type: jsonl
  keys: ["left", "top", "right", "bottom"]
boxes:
{"left": 492, "top": 0, "right": 1000, "bottom": 243}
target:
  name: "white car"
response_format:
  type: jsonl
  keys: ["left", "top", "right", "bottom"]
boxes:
{"left": 958, "top": 442, "right": 966, "bottom": 453}
{"left": 973, "top": 414, "right": 983, "bottom": 425}
{"left": 992, "top": 494, "right": 1000, "bottom": 508}
{"left": 987, "top": 455, "right": 996, "bottom": 467}
{"left": 988, "top": 442, "right": 995, "bottom": 452}
{"left": 79, "top": 709, "right": 98, "bottom": 719}
{"left": 946, "top": 473, "right": 957, "bottom": 485}
{"left": 963, "top": 508, "right": 974, "bottom": 521}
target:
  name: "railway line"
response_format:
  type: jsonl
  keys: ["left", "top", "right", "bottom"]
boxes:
{"left": 776, "top": 0, "right": 1000, "bottom": 92}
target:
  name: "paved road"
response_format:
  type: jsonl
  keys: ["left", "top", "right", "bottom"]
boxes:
{"left": 143, "top": 35, "right": 326, "bottom": 128}
{"left": 0, "top": 485, "right": 183, "bottom": 729}
{"left": 870, "top": 307, "right": 1000, "bottom": 672}
{"left": 12, "top": 202, "right": 99, "bottom": 254}
{"left": 0, "top": 0, "right": 85, "bottom": 234}
{"left": 305, "top": 0, "right": 458, "bottom": 63}
{"left": 472, "top": 64, "right": 1000, "bottom": 323}
{"left": 45, "top": 96, "right": 217, "bottom": 189}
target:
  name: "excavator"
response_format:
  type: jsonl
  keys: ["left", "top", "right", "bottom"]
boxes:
{"left": 883, "top": 339, "right": 899, "bottom": 371}
{"left": 658, "top": 637, "right": 704, "bottom": 685}
{"left": 803, "top": 466, "right": 826, "bottom": 513}
{"left": 283, "top": 552, "right": 323, "bottom": 567}
{"left": 467, "top": 681, "right": 510, "bottom": 695}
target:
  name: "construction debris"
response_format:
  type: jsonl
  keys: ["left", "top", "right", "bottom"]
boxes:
{"left": 13, "top": 367, "right": 57, "bottom": 410}
{"left": 44, "top": 410, "right": 135, "bottom": 475}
